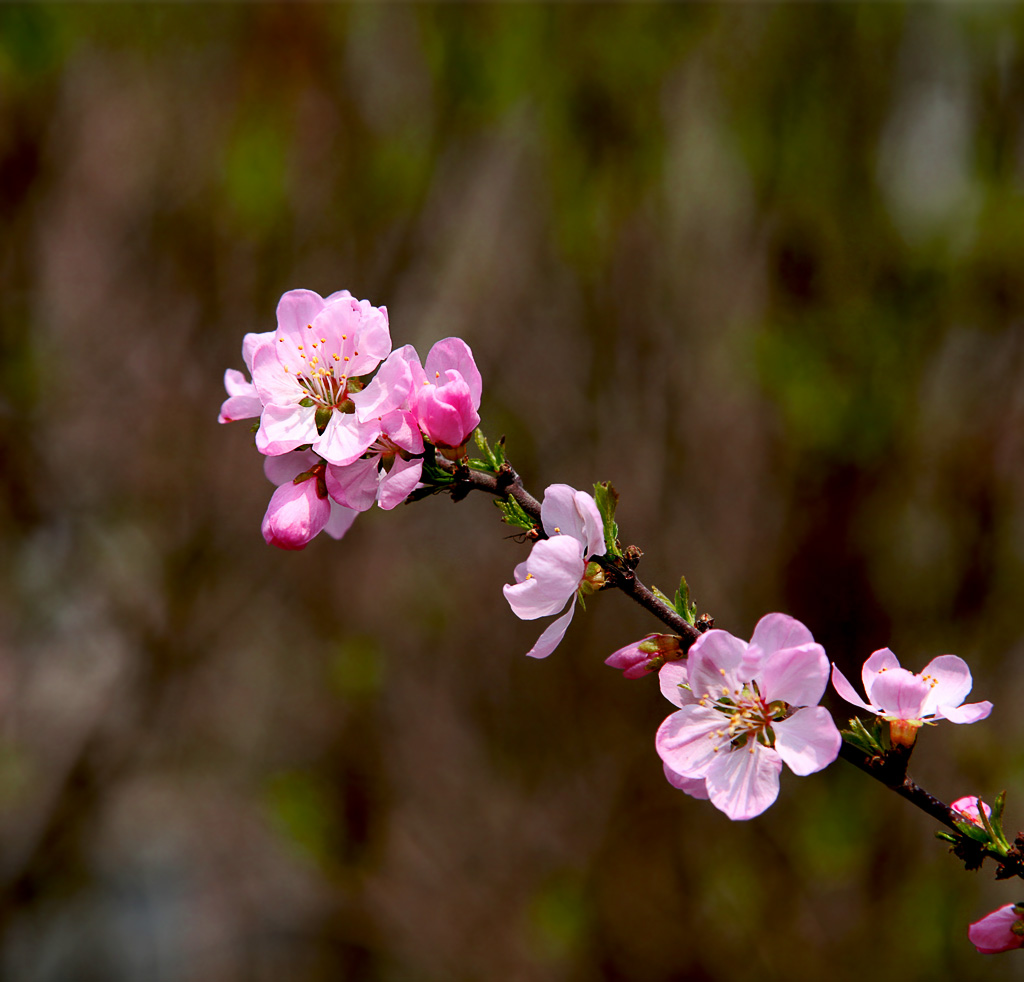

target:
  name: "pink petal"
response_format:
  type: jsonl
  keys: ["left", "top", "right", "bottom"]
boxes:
{"left": 759, "top": 643, "right": 829, "bottom": 707}
{"left": 380, "top": 409, "right": 424, "bottom": 454}
{"left": 314, "top": 413, "right": 381, "bottom": 466}
{"left": 655, "top": 705, "right": 728, "bottom": 779}
{"left": 264, "top": 450, "right": 317, "bottom": 487}
{"left": 748, "top": 613, "right": 815, "bottom": 660}
{"left": 323, "top": 502, "right": 358, "bottom": 540}
{"left": 919, "top": 654, "right": 974, "bottom": 716}
{"left": 704, "top": 743, "right": 782, "bottom": 821}
{"left": 275, "top": 289, "right": 326, "bottom": 338}
{"left": 251, "top": 343, "right": 304, "bottom": 408}
{"left": 830, "top": 663, "right": 877, "bottom": 713}
{"left": 503, "top": 536, "right": 584, "bottom": 620}
{"left": 241, "top": 330, "right": 275, "bottom": 372}
{"left": 862, "top": 647, "right": 900, "bottom": 696}
{"left": 325, "top": 456, "right": 380, "bottom": 511}
{"left": 937, "top": 700, "right": 993, "bottom": 724}
{"left": 256, "top": 402, "right": 317, "bottom": 455}
{"left": 772, "top": 706, "right": 841, "bottom": 776}
{"left": 525, "top": 604, "right": 576, "bottom": 659}
{"left": 659, "top": 661, "right": 693, "bottom": 708}
{"left": 663, "top": 762, "right": 710, "bottom": 799}
{"left": 969, "top": 905, "right": 1024, "bottom": 954}
{"left": 686, "top": 630, "right": 748, "bottom": 700}
{"left": 377, "top": 456, "right": 423, "bottom": 510}
{"left": 867, "top": 666, "right": 931, "bottom": 719}
{"left": 351, "top": 345, "right": 418, "bottom": 421}
{"left": 424, "top": 337, "right": 482, "bottom": 407}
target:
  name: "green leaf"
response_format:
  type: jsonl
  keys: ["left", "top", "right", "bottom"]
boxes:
{"left": 652, "top": 585, "right": 674, "bottom": 608}
{"left": 496, "top": 497, "right": 535, "bottom": 530}
{"left": 592, "top": 481, "right": 622, "bottom": 559}
{"left": 473, "top": 429, "right": 505, "bottom": 472}
{"left": 673, "top": 575, "right": 697, "bottom": 625}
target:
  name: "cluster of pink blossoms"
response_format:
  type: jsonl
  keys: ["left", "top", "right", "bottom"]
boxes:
{"left": 220, "top": 289, "right": 481, "bottom": 548}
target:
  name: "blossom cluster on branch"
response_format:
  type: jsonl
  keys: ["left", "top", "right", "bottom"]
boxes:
{"left": 222, "top": 288, "right": 1014, "bottom": 955}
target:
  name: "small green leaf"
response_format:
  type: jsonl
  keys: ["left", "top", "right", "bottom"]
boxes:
{"left": 473, "top": 429, "right": 505, "bottom": 471}
{"left": 652, "top": 585, "right": 674, "bottom": 608}
{"left": 496, "top": 497, "right": 535, "bottom": 530}
{"left": 673, "top": 575, "right": 697, "bottom": 626}
{"left": 593, "top": 481, "right": 622, "bottom": 559}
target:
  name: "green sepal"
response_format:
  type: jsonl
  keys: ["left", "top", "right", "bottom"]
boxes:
{"left": 314, "top": 405, "right": 332, "bottom": 434}
{"left": 419, "top": 446, "right": 454, "bottom": 486}
{"left": 673, "top": 575, "right": 697, "bottom": 626}
{"left": 495, "top": 496, "right": 535, "bottom": 530}
{"left": 593, "top": 481, "right": 623, "bottom": 559}
{"left": 473, "top": 429, "right": 505, "bottom": 473}
{"left": 951, "top": 816, "right": 995, "bottom": 844}
{"left": 298, "top": 397, "right": 315, "bottom": 408}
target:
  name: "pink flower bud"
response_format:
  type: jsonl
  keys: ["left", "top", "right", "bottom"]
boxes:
{"left": 606, "top": 634, "right": 681, "bottom": 679}
{"left": 969, "top": 903, "right": 1024, "bottom": 954}
{"left": 415, "top": 368, "right": 480, "bottom": 450}
{"left": 261, "top": 474, "right": 330, "bottom": 550}
{"left": 951, "top": 796, "right": 993, "bottom": 827}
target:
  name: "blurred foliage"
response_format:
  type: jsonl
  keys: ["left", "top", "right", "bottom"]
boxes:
{"left": 2, "top": 4, "right": 1024, "bottom": 981}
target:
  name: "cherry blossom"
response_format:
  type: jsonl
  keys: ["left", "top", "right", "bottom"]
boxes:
{"left": 969, "top": 904, "right": 1024, "bottom": 954}
{"left": 831, "top": 649, "right": 992, "bottom": 741}
{"left": 251, "top": 289, "right": 391, "bottom": 464}
{"left": 261, "top": 451, "right": 357, "bottom": 550}
{"left": 655, "top": 614, "right": 841, "bottom": 821}
{"left": 503, "top": 484, "right": 606, "bottom": 659}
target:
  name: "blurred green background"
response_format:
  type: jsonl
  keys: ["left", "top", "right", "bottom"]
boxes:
{"left": 3, "top": 4, "right": 1024, "bottom": 979}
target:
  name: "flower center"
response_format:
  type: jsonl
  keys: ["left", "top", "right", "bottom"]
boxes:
{"left": 700, "top": 680, "right": 785, "bottom": 750}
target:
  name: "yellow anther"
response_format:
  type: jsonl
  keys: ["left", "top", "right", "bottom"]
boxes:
{"left": 307, "top": 324, "right": 313, "bottom": 330}
{"left": 297, "top": 345, "right": 303, "bottom": 350}
{"left": 719, "top": 668, "right": 727, "bottom": 676}
{"left": 344, "top": 356, "right": 350, "bottom": 362}
{"left": 553, "top": 526, "right": 561, "bottom": 533}
{"left": 342, "top": 334, "right": 347, "bottom": 340}
{"left": 525, "top": 573, "right": 534, "bottom": 580}
{"left": 320, "top": 338, "right": 327, "bottom": 343}
{"left": 333, "top": 353, "right": 340, "bottom": 361}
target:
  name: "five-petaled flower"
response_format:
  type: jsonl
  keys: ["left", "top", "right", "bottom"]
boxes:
{"left": 831, "top": 648, "right": 992, "bottom": 746}
{"left": 969, "top": 903, "right": 1024, "bottom": 954}
{"left": 655, "top": 614, "right": 841, "bottom": 821}
{"left": 251, "top": 289, "right": 391, "bottom": 465}
{"left": 503, "top": 484, "right": 606, "bottom": 659}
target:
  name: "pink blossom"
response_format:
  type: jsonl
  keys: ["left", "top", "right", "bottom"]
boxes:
{"left": 951, "top": 796, "right": 993, "bottom": 827}
{"left": 262, "top": 451, "right": 357, "bottom": 550}
{"left": 503, "top": 484, "right": 606, "bottom": 659}
{"left": 219, "top": 331, "right": 273, "bottom": 423}
{"left": 251, "top": 289, "right": 390, "bottom": 464}
{"left": 969, "top": 904, "right": 1024, "bottom": 954}
{"left": 831, "top": 649, "right": 992, "bottom": 728}
{"left": 656, "top": 614, "right": 841, "bottom": 821}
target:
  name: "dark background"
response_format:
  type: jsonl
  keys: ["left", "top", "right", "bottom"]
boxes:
{"left": 3, "top": 4, "right": 1024, "bottom": 980}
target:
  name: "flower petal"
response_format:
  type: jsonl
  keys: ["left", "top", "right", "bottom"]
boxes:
{"left": 772, "top": 706, "right": 841, "bottom": 776}
{"left": 315, "top": 413, "right": 381, "bottom": 466}
{"left": 867, "top": 666, "right": 930, "bottom": 719}
{"left": 424, "top": 337, "right": 482, "bottom": 408}
{"left": 525, "top": 604, "right": 576, "bottom": 659}
{"left": 377, "top": 456, "right": 423, "bottom": 510}
{"left": 263, "top": 450, "right": 317, "bottom": 487}
{"left": 759, "top": 643, "right": 829, "bottom": 707}
{"left": 658, "top": 661, "right": 694, "bottom": 708}
{"left": 919, "top": 654, "right": 974, "bottom": 717}
{"left": 663, "top": 762, "right": 710, "bottom": 799}
{"left": 325, "top": 456, "right": 380, "bottom": 512}
{"left": 937, "top": 699, "right": 993, "bottom": 724}
{"left": 861, "top": 647, "right": 900, "bottom": 696}
{"left": 830, "top": 663, "right": 877, "bottom": 713}
{"left": 704, "top": 744, "right": 782, "bottom": 821}
{"left": 749, "top": 613, "right": 815, "bottom": 660}
{"left": 323, "top": 502, "right": 358, "bottom": 540}
{"left": 686, "top": 630, "right": 748, "bottom": 700}
{"left": 655, "top": 705, "right": 728, "bottom": 779}
{"left": 502, "top": 536, "right": 584, "bottom": 619}
{"left": 256, "top": 402, "right": 317, "bottom": 455}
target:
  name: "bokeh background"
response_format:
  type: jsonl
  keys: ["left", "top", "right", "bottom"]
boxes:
{"left": 4, "top": 4, "right": 1024, "bottom": 980}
